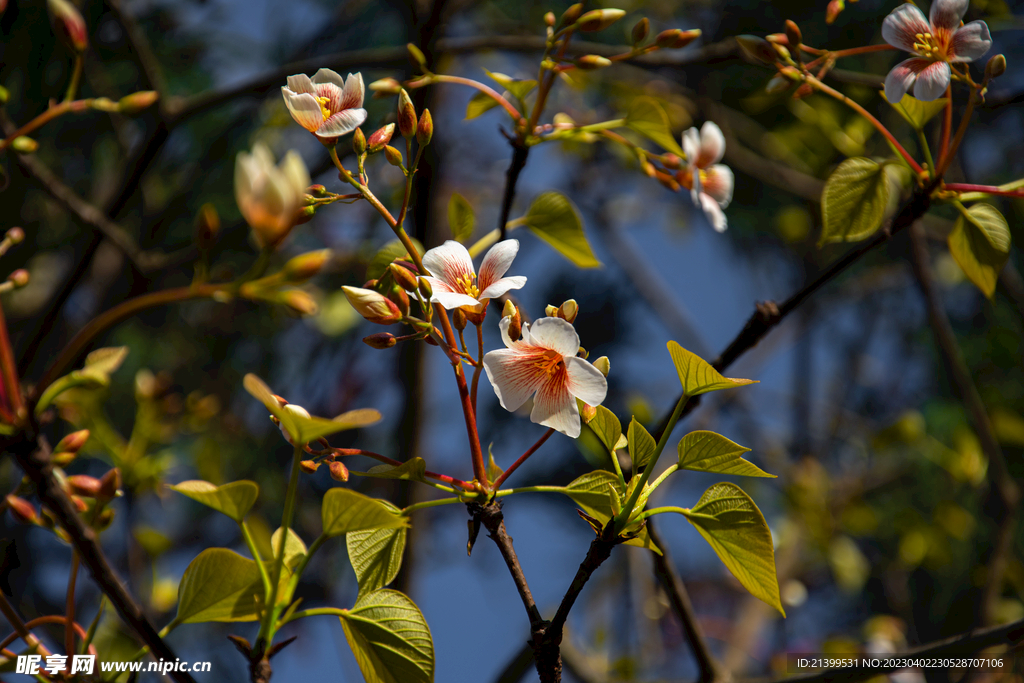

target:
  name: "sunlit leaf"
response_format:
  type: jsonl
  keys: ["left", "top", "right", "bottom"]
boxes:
{"left": 348, "top": 502, "right": 407, "bottom": 596}
{"left": 587, "top": 405, "right": 623, "bottom": 455}
{"left": 677, "top": 431, "right": 774, "bottom": 477}
{"left": 628, "top": 418, "right": 657, "bottom": 472}
{"left": 339, "top": 589, "right": 434, "bottom": 683}
{"left": 447, "top": 193, "right": 475, "bottom": 243}
{"left": 35, "top": 347, "right": 130, "bottom": 414}
{"left": 667, "top": 341, "right": 757, "bottom": 396}
{"left": 170, "top": 480, "right": 259, "bottom": 523}
{"left": 176, "top": 548, "right": 263, "bottom": 623}
{"left": 625, "top": 96, "right": 686, "bottom": 156}
{"left": 948, "top": 203, "right": 1011, "bottom": 298}
{"left": 270, "top": 527, "right": 307, "bottom": 571}
{"left": 368, "top": 238, "right": 425, "bottom": 280}
{"left": 322, "top": 488, "right": 408, "bottom": 538}
{"left": 888, "top": 93, "right": 948, "bottom": 130}
{"left": 483, "top": 69, "right": 537, "bottom": 101}
{"left": 350, "top": 458, "right": 427, "bottom": 482}
{"left": 561, "top": 471, "right": 661, "bottom": 554}
{"left": 465, "top": 91, "right": 500, "bottom": 120}
{"left": 523, "top": 192, "right": 601, "bottom": 268}
{"left": 819, "top": 157, "right": 890, "bottom": 245}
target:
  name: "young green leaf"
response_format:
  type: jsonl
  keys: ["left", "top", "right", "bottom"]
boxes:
{"left": 169, "top": 480, "right": 259, "bottom": 523}
{"left": 270, "top": 527, "right": 307, "bottom": 571}
{"left": 322, "top": 488, "right": 408, "bottom": 538}
{"left": 625, "top": 96, "right": 686, "bottom": 156}
{"left": 667, "top": 341, "right": 757, "bottom": 396}
{"left": 447, "top": 193, "right": 475, "bottom": 243}
{"left": 628, "top": 418, "right": 657, "bottom": 472}
{"left": 586, "top": 405, "right": 623, "bottom": 455}
{"left": 35, "top": 347, "right": 130, "bottom": 413}
{"left": 523, "top": 192, "right": 601, "bottom": 268}
{"left": 483, "top": 69, "right": 537, "bottom": 101}
{"left": 677, "top": 431, "right": 774, "bottom": 477}
{"left": 681, "top": 482, "right": 784, "bottom": 615}
{"left": 339, "top": 589, "right": 434, "bottom": 683}
{"left": 367, "top": 238, "right": 425, "bottom": 279}
{"left": 465, "top": 91, "right": 500, "bottom": 120}
{"left": 561, "top": 471, "right": 661, "bottom": 554}
{"left": 888, "top": 93, "right": 948, "bottom": 130}
{"left": 350, "top": 458, "right": 427, "bottom": 482}
{"left": 176, "top": 548, "right": 264, "bottom": 623}
{"left": 347, "top": 502, "right": 407, "bottom": 596}
{"left": 947, "top": 203, "right": 1011, "bottom": 299}
{"left": 819, "top": 157, "right": 890, "bottom": 245}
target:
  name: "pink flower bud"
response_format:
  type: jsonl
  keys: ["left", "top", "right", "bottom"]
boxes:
{"left": 55, "top": 429, "right": 90, "bottom": 454}
{"left": 416, "top": 109, "right": 433, "bottom": 146}
{"left": 6, "top": 495, "right": 37, "bottom": 524}
{"left": 398, "top": 90, "right": 417, "bottom": 139}
{"left": 369, "top": 78, "right": 402, "bottom": 97}
{"left": 67, "top": 475, "right": 102, "bottom": 498}
{"left": 576, "top": 8, "right": 625, "bottom": 32}
{"left": 48, "top": 0, "right": 88, "bottom": 52}
{"left": 342, "top": 286, "right": 403, "bottom": 324}
{"left": 655, "top": 28, "right": 701, "bottom": 49}
{"left": 300, "top": 460, "right": 319, "bottom": 474}
{"left": 389, "top": 263, "right": 419, "bottom": 291}
{"left": 825, "top": 0, "right": 844, "bottom": 24}
{"left": 118, "top": 91, "right": 159, "bottom": 115}
{"left": 367, "top": 124, "right": 395, "bottom": 153}
{"left": 785, "top": 20, "right": 802, "bottom": 49}
{"left": 363, "top": 333, "right": 397, "bottom": 349}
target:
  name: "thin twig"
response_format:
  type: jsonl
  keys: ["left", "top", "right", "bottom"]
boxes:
{"left": 497, "top": 143, "right": 529, "bottom": 242}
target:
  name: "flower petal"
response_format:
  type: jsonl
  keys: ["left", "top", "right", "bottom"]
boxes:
{"left": 478, "top": 276, "right": 527, "bottom": 301}
{"left": 951, "top": 21, "right": 992, "bottom": 62}
{"left": 285, "top": 74, "right": 315, "bottom": 95}
{"left": 340, "top": 72, "right": 366, "bottom": 111}
{"left": 315, "top": 82, "right": 344, "bottom": 115}
{"left": 316, "top": 108, "right": 367, "bottom": 138}
{"left": 483, "top": 348, "right": 546, "bottom": 413}
{"left": 913, "top": 60, "right": 951, "bottom": 101}
{"left": 422, "top": 240, "right": 476, "bottom": 288}
{"left": 929, "top": 0, "right": 968, "bottom": 32}
{"left": 699, "top": 193, "right": 728, "bottom": 232}
{"left": 282, "top": 89, "right": 324, "bottom": 133}
{"left": 280, "top": 150, "right": 311, "bottom": 197}
{"left": 565, "top": 357, "right": 608, "bottom": 407}
{"left": 702, "top": 164, "right": 734, "bottom": 207}
{"left": 527, "top": 317, "right": 580, "bottom": 357}
{"left": 531, "top": 374, "right": 580, "bottom": 438}
{"left": 884, "top": 57, "right": 927, "bottom": 103}
{"left": 696, "top": 121, "right": 726, "bottom": 168}
{"left": 882, "top": 4, "right": 932, "bottom": 52}
{"left": 499, "top": 315, "right": 528, "bottom": 348}
{"left": 431, "top": 289, "right": 482, "bottom": 310}
{"left": 681, "top": 127, "right": 700, "bottom": 163}
{"left": 311, "top": 68, "right": 346, "bottom": 88}
{"left": 477, "top": 239, "right": 520, "bottom": 291}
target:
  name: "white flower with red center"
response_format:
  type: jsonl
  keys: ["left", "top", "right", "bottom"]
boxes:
{"left": 679, "top": 122, "right": 734, "bottom": 233}
{"left": 420, "top": 239, "right": 527, "bottom": 311}
{"left": 881, "top": 0, "right": 992, "bottom": 103}
{"left": 281, "top": 69, "right": 368, "bottom": 141}
{"left": 483, "top": 317, "right": 608, "bottom": 438}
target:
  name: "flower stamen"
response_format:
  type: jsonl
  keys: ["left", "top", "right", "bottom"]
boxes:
{"left": 533, "top": 349, "right": 565, "bottom": 376}
{"left": 316, "top": 96, "right": 332, "bottom": 121}
{"left": 455, "top": 272, "right": 480, "bottom": 298}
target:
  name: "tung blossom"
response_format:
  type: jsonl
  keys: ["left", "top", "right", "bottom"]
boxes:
{"left": 421, "top": 239, "right": 526, "bottom": 311}
{"left": 483, "top": 317, "right": 608, "bottom": 438}
{"left": 235, "top": 143, "right": 311, "bottom": 249}
{"left": 282, "top": 69, "right": 367, "bottom": 141}
{"left": 678, "top": 122, "right": 734, "bottom": 233}
{"left": 881, "top": 0, "right": 992, "bottom": 103}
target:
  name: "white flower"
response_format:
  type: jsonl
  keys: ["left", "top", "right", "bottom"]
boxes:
{"left": 235, "top": 143, "right": 311, "bottom": 249}
{"left": 680, "top": 122, "right": 734, "bottom": 233}
{"left": 881, "top": 0, "right": 992, "bottom": 103}
{"left": 281, "top": 69, "right": 368, "bottom": 141}
{"left": 421, "top": 239, "right": 527, "bottom": 311}
{"left": 482, "top": 317, "right": 608, "bottom": 438}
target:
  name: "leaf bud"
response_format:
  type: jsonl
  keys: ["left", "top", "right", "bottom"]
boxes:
{"left": 417, "top": 277, "right": 433, "bottom": 298}
{"left": 367, "top": 124, "right": 395, "bottom": 153}
{"left": 985, "top": 54, "right": 1006, "bottom": 81}
{"left": 784, "top": 20, "right": 802, "bottom": 50}
{"left": 545, "top": 304, "right": 559, "bottom": 318}
{"left": 398, "top": 89, "right": 417, "bottom": 139}
{"left": 281, "top": 289, "right": 318, "bottom": 316}
{"left": 655, "top": 28, "right": 701, "bottom": 49}
{"left": 576, "top": 55, "right": 613, "bottom": 70}
{"left": 300, "top": 460, "right": 319, "bottom": 474}
{"left": 580, "top": 402, "right": 597, "bottom": 423}
{"left": 55, "top": 429, "right": 90, "bottom": 454}
{"left": 6, "top": 495, "right": 37, "bottom": 524}
{"left": 452, "top": 308, "right": 468, "bottom": 331}
{"left": 544, "top": 11, "right": 556, "bottom": 26}
{"left": 72, "top": 496, "right": 89, "bottom": 513}
{"left": 8, "top": 269, "right": 28, "bottom": 288}
{"left": 363, "top": 332, "right": 398, "bottom": 349}
{"left": 389, "top": 263, "right": 419, "bottom": 291}
{"left": 295, "top": 205, "right": 316, "bottom": 225}
{"left": 631, "top": 17, "right": 650, "bottom": 45}
{"left": 388, "top": 285, "right": 410, "bottom": 316}
{"left": 284, "top": 249, "right": 332, "bottom": 282}
{"left": 779, "top": 65, "right": 803, "bottom": 81}
{"left": 48, "top": 0, "right": 88, "bottom": 52}
{"left": 118, "top": 91, "right": 159, "bottom": 114}
{"left": 577, "top": 8, "right": 625, "bottom": 32}
{"left": 384, "top": 145, "right": 403, "bottom": 167}
{"left": 593, "top": 356, "right": 610, "bottom": 377}
{"left": 343, "top": 286, "right": 402, "bottom": 324}
{"left": 559, "top": 299, "right": 578, "bottom": 323}
{"left": 353, "top": 127, "right": 367, "bottom": 155}
{"left": 369, "top": 77, "right": 403, "bottom": 97}
{"left": 329, "top": 460, "right": 350, "bottom": 482}
{"left": 417, "top": 109, "right": 433, "bottom": 146}
{"left": 6, "top": 227, "right": 24, "bottom": 244}
{"left": 67, "top": 474, "right": 102, "bottom": 498}
{"left": 98, "top": 468, "right": 121, "bottom": 502}
{"left": 195, "top": 203, "right": 220, "bottom": 252}
{"left": 560, "top": 3, "right": 583, "bottom": 27}
{"left": 406, "top": 43, "right": 428, "bottom": 71}
{"left": 826, "top": 0, "right": 844, "bottom": 24}
{"left": 736, "top": 35, "right": 778, "bottom": 65}
{"left": 11, "top": 137, "right": 37, "bottom": 154}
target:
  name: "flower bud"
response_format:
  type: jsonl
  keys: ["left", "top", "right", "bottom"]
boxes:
{"left": 631, "top": 17, "right": 650, "bottom": 45}
{"left": 389, "top": 285, "right": 410, "bottom": 316}
{"left": 329, "top": 460, "right": 349, "bottom": 482}
{"left": 48, "top": 0, "right": 88, "bottom": 52}
{"left": 353, "top": 127, "right": 367, "bottom": 155}
{"left": 300, "top": 460, "right": 319, "bottom": 474}
{"left": 389, "top": 263, "right": 419, "bottom": 291}
{"left": 0, "top": 86, "right": 8, "bottom": 105}
{"left": 367, "top": 124, "right": 395, "bottom": 153}
{"left": 281, "top": 289, "right": 318, "bottom": 316}
{"left": 72, "top": 496, "right": 89, "bottom": 513}
{"left": 736, "top": 35, "right": 778, "bottom": 65}
{"left": 55, "top": 429, "right": 90, "bottom": 454}
{"left": 98, "top": 468, "right": 121, "bottom": 502}
{"left": 8, "top": 269, "right": 29, "bottom": 288}
{"left": 577, "top": 8, "right": 625, "bottom": 32}
{"left": 464, "top": 305, "right": 487, "bottom": 326}
{"left": 11, "top": 137, "right": 37, "bottom": 154}
{"left": 343, "top": 286, "right": 403, "bottom": 325}
{"left": 363, "top": 279, "right": 379, "bottom": 289}
{"left": 118, "top": 91, "right": 159, "bottom": 114}
{"left": 67, "top": 475, "right": 102, "bottom": 498}
{"left": 656, "top": 169, "right": 681, "bottom": 192}
{"left": 792, "top": 82, "right": 814, "bottom": 99}
{"left": 655, "top": 28, "right": 701, "bottom": 49}
{"left": 502, "top": 300, "right": 522, "bottom": 342}
{"left": 576, "top": 55, "right": 612, "bottom": 70}
{"left": 417, "top": 109, "right": 433, "bottom": 146}
{"left": 825, "top": 0, "right": 843, "bottom": 24}
{"left": 284, "top": 249, "right": 331, "bottom": 282}
{"left": 559, "top": 299, "right": 578, "bottom": 323}
{"left": 7, "top": 496, "right": 37, "bottom": 524}
{"left": 985, "top": 54, "right": 1006, "bottom": 81}
{"left": 363, "top": 332, "right": 398, "bottom": 349}
{"left": 560, "top": 3, "right": 583, "bottom": 27}
{"left": 545, "top": 304, "right": 559, "bottom": 318}
{"left": 662, "top": 153, "right": 681, "bottom": 170}
{"left": 784, "top": 20, "right": 802, "bottom": 50}
{"left": 577, "top": 346, "right": 588, "bottom": 359}
{"left": 545, "top": 11, "right": 556, "bottom": 26}
{"left": 398, "top": 90, "right": 417, "bottom": 139}
{"left": 417, "top": 277, "right": 433, "bottom": 298}
{"left": 95, "top": 508, "right": 115, "bottom": 531}
{"left": 369, "top": 77, "right": 403, "bottom": 97}
{"left": 295, "top": 205, "right": 316, "bottom": 225}
{"left": 453, "top": 308, "right": 468, "bottom": 331}
{"left": 6, "top": 227, "right": 24, "bottom": 244}
{"left": 384, "top": 145, "right": 403, "bottom": 167}
{"left": 593, "top": 356, "right": 610, "bottom": 377}
{"left": 195, "top": 203, "right": 219, "bottom": 252}
{"left": 580, "top": 402, "right": 597, "bottom": 424}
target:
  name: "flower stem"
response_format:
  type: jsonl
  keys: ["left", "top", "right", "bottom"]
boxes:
{"left": 403, "top": 496, "right": 466, "bottom": 514}
{"left": 260, "top": 444, "right": 303, "bottom": 646}
{"left": 279, "top": 607, "right": 348, "bottom": 626}
{"left": 436, "top": 308, "right": 489, "bottom": 487}
{"left": 470, "top": 324, "right": 484, "bottom": 413}
{"left": 935, "top": 87, "right": 978, "bottom": 179}
{"left": 333, "top": 448, "right": 471, "bottom": 490}
{"left": 241, "top": 521, "right": 272, "bottom": 598}
{"left": 492, "top": 428, "right": 555, "bottom": 490}
{"left": 409, "top": 74, "right": 523, "bottom": 124}
{"left": 829, "top": 43, "right": 897, "bottom": 59}
{"left": 64, "top": 56, "right": 84, "bottom": 103}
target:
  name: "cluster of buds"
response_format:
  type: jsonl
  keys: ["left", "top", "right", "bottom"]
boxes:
{"left": 344, "top": 258, "right": 442, "bottom": 348}
{"left": 52, "top": 429, "right": 90, "bottom": 467}
{"left": 236, "top": 250, "right": 329, "bottom": 316}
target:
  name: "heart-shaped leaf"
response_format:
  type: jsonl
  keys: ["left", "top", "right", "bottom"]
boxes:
{"left": 270, "top": 527, "right": 307, "bottom": 571}
{"left": 347, "top": 501, "right": 407, "bottom": 596}
{"left": 948, "top": 203, "right": 1011, "bottom": 299}
{"left": 626, "top": 96, "right": 686, "bottom": 156}
{"left": 819, "top": 157, "right": 890, "bottom": 245}
{"left": 523, "top": 192, "right": 601, "bottom": 268}
{"left": 176, "top": 548, "right": 264, "bottom": 623}
{"left": 339, "top": 589, "right": 434, "bottom": 683}
{"left": 667, "top": 341, "right": 757, "bottom": 396}
{"left": 628, "top": 418, "right": 657, "bottom": 472}
{"left": 677, "top": 431, "right": 774, "bottom": 477}
{"left": 35, "top": 347, "right": 130, "bottom": 414}
{"left": 587, "top": 406, "right": 623, "bottom": 455}
{"left": 350, "top": 458, "right": 427, "bottom": 482}
{"left": 561, "top": 471, "right": 661, "bottom": 554}
{"left": 322, "top": 488, "right": 407, "bottom": 538}
{"left": 170, "top": 480, "right": 259, "bottom": 523}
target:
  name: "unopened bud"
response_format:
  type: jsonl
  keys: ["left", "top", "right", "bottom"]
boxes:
{"left": 388, "top": 285, "right": 410, "bottom": 316}
{"left": 779, "top": 65, "right": 803, "bottom": 81}
{"left": 642, "top": 160, "right": 657, "bottom": 178}
{"left": 593, "top": 356, "right": 610, "bottom": 376}
{"left": 655, "top": 28, "right": 701, "bottom": 49}
{"left": 631, "top": 17, "right": 650, "bottom": 45}
{"left": 55, "top": 429, "right": 90, "bottom": 454}
{"left": 7, "top": 495, "right": 37, "bottom": 524}
{"left": 285, "top": 249, "right": 331, "bottom": 282}
{"left": 766, "top": 33, "right": 788, "bottom": 44}
{"left": 6, "top": 227, "right": 24, "bottom": 244}
{"left": 398, "top": 90, "right": 417, "bottom": 139}
{"left": 560, "top": 3, "right": 584, "bottom": 27}
{"left": 295, "top": 205, "right": 316, "bottom": 225}
{"left": 363, "top": 332, "right": 398, "bottom": 349}
{"left": 8, "top": 269, "right": 28, "bottom": 288}
{"left": 281, "top": 289, "right": 318, "bottom": 316}
{"left": 736, "top": 35, "right": 778, "bottom": 65}
{"left": 826, "top": 0, "right": 843, "bottom": 24}
{"left": 11, "top": 137, "right": 37, "bottom": 154}
{"left": 559, "top": 299, "right": 578, "bottom": 323}
{"left": 300, "top": 460, "right": 319, "bottom": 474}
{"left": 118, "top": 91, "right": 159, "bottom": 114}
{"left": 98, "top": 468, "right": 121, "bottom": 501}
{"left": 545, "top": 304, "right": 559, "bottom": 317}
{"left": 417, "top": 277, "right": 433, "bottom": 298}
{"left": 363, "top": 279, "right": 379, "bottom": 289}
{"left": 576, "top": 55, "right": 612, "bottom": 70}
{"left": 417, "top": 109, "right": 433, "bottom": 146}
{"left": 48, "top": 0, "right": 88, "bottom": 52}
{"left": 353, "top": 127, "right": 367, "bottom": 155}
{"left": 406, "top": 43, "right": 428, "bottom": 70}
{"left": 577, "top": 8, "right": 625, "bottom": 32}
{"left": 67, "top": 475, "right": 102, "bottom": 498}
{"left": 367, "top": 124, "right": 395, "bottom": 153}
{"left": 464, "top": 306, "right": 486, "bottom": 326}
{"left": 53, "top": 452, "right": 76, "bottom": 466}
{"left": 389, "top": 263, "right": 419, "bottom": 291}
{"left": 785, "top": 20, "right": 802, "bottom": 50}
{"left": 384, "top": 145, "right": 403, "bottom": 167}
{"left": 453, "top": 308, "right": 468, "bottom": 331}
{"left": 656, "top": 170, "right": 681, "bottom": 192}
{"left": 329, "top": 460, "right": 349, "bottom": 482}
{"left": 369, "top": 77, "right": 403, "bottom": 97}
{"left": 577, "top": 346, "right": 588, "bottom": 359}
{"left": 72, "top": 496, "right": 89, "bottom": 513}
{"left": 545, "top": 11, "right": 556, "bottom": 26}
{"left": 343, "top": 286, "right": 402, "bottom": 325}
{"left": 792, "top": 83, "right": 814, "bottom": 99}
{"left": 986, "top": 54, "right": 1006, "bottom": 81}
{"left": 580, "top": 402, "right": 597, "bottom": 424}
{"left": 502, "top": 300, "right": 522, "bottom": 341}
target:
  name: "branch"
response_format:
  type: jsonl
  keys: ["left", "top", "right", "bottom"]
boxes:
{"left": 470, "top": 502, "right": 544, "bottom": 630}
{"left": 497, "top": 143, "right": 529, "bottom": 242}
{"left": 105, "top": 0, "right": 169, "bottom": 100}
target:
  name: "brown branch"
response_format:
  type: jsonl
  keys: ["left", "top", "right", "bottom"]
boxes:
{"left": 470, "top": 502, "right": 543, "bottom": 629}
{"left": 497, "top": 143, "right": 529, "bottom": 242}
{"left": 105, "top": 0, "right": 169, "bottom": 100}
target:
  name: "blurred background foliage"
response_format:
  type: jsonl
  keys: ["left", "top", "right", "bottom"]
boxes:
{"left": 2, "top": 0, "right": 1024, "bottom": 680}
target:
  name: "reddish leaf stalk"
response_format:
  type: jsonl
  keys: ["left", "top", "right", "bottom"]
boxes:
{"left": 0, "top": 301, "right": 22, "bottom": 417}
{"left": 492, "top": 428, "right": 555, "bottom": 490}
{"left": 333, "top": 448, "right": 473, "bottom": 490}
{"left": 944, "top": 183, "right": 1024, "bottom": 197}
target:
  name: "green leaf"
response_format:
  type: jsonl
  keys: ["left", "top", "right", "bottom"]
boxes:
{"left": 270, "top": 527, "right": 307, "bottom": 571}
{"left": 667, "top": 341, "right": 757, "bottom": 396}
{"left": 465, "top": 91, "right": 500, "bottom": 120}
{"left": 447, "top": 193, "right": 475, "bottom": 243}
{"left": 368, "top": 238, "right": 425, "bottom": 280}
{"left": 486, "top": 445, "right": 504, "bottom": 483}
{"left": 339, "top": 589, "right": 434, "bottom": 683}
{"left": 819, "top": 157, "right": 891, "bottom": 245}
{"left": 523, "top": 192, "right": 601, "bottom": 268}
{"left": 322, "top": 488, "right": 408, "bottom": 538}
{"left": 483, "top": 69, "right": 537, "bottom": 101}
{"left": 625, "top": 96, "right": 686, "bottom": 157}
{"left": 888, "top": 93, "right": 948, "bottom": 130}
{"left": 243, "top": 374, "right": 382, "bottom": 444}
{"left": 677, "top": 431, "right": 774, "bottom": 477}
{"left": 587, "top": 405, "right": 623, "bottom": 454}
{"left": 347, "top": 502, "right": 407, "bottom": 596}
{"left": 561, "top": 471, "right": 661, "bottom": 554}
{"left": 681, "top": 482, "right": 784, "bottom": 615}
{"left": 176, "top": 548, "right": 263, "bottom": 623}
{"left": 948, "top": 203, "right": 1011, "bottom": 298}
{"left": 169, "top": 480, "right": 259, "bottom": 523}
{"left": 350, "top": 458, "right": 427, "bottom": 482}
{"left": 628, "top": 418, "right": 657, "bottom": 472}
{"left": 35, "top": 347, "right": 130, "bottom": 414}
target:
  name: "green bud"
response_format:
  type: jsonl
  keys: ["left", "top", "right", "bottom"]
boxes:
{"left": 398, "top": 89, "right": 417, "bottom": 138}
{"left": 416, "top": 109, "right": 433, "bottom": 146}
{"left": 407, "top": 43, "right": 428, "bottom": 71}
{"left": 284, "top": 249, "right": 332, "bottom": 282}
{"left": 577, "top": 8, "right": 625, "bottom": 32}
{"left": 11, "top": 136, "right": 37, "bottom": 153}
{"left": 353, "top": 127, "right": 367, "bottom": 155}
{"left": 593, "top": 356, "right": 610, "bottom": 377}
{"left": 986, "top": 54, "right": 1007, "bottom": 81}
{"left": 560, "top": 3, "right": 583, "bottom": 27}
{"left": 118, "top": 91, "right": 159, "bottom": 114}
{"left": 384, "top": 145, "right": 403, "bottom": 167}
{"left": 367, "top": 124, "right": 395, "bottom": 153}
{"left": 576, "top": 55, "right": 613, "bottom": 70}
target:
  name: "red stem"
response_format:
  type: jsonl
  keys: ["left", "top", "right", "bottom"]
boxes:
{"left": 333, "top": 448, "right": 473, "bottom": 490}
{"left": 829, "top": 43, "right": 897, "bottom": 58}
{"left": 0, "top": 615, "right": 96, "bottom": 656}
{"left": 0, "top": 301, "right": 23, "bottom": 417}
{"left": 943, "top": 183, "right": 1024, "bottom": 197}
{"left": 492, "top": 428, "right": 555, "bottom": 490}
